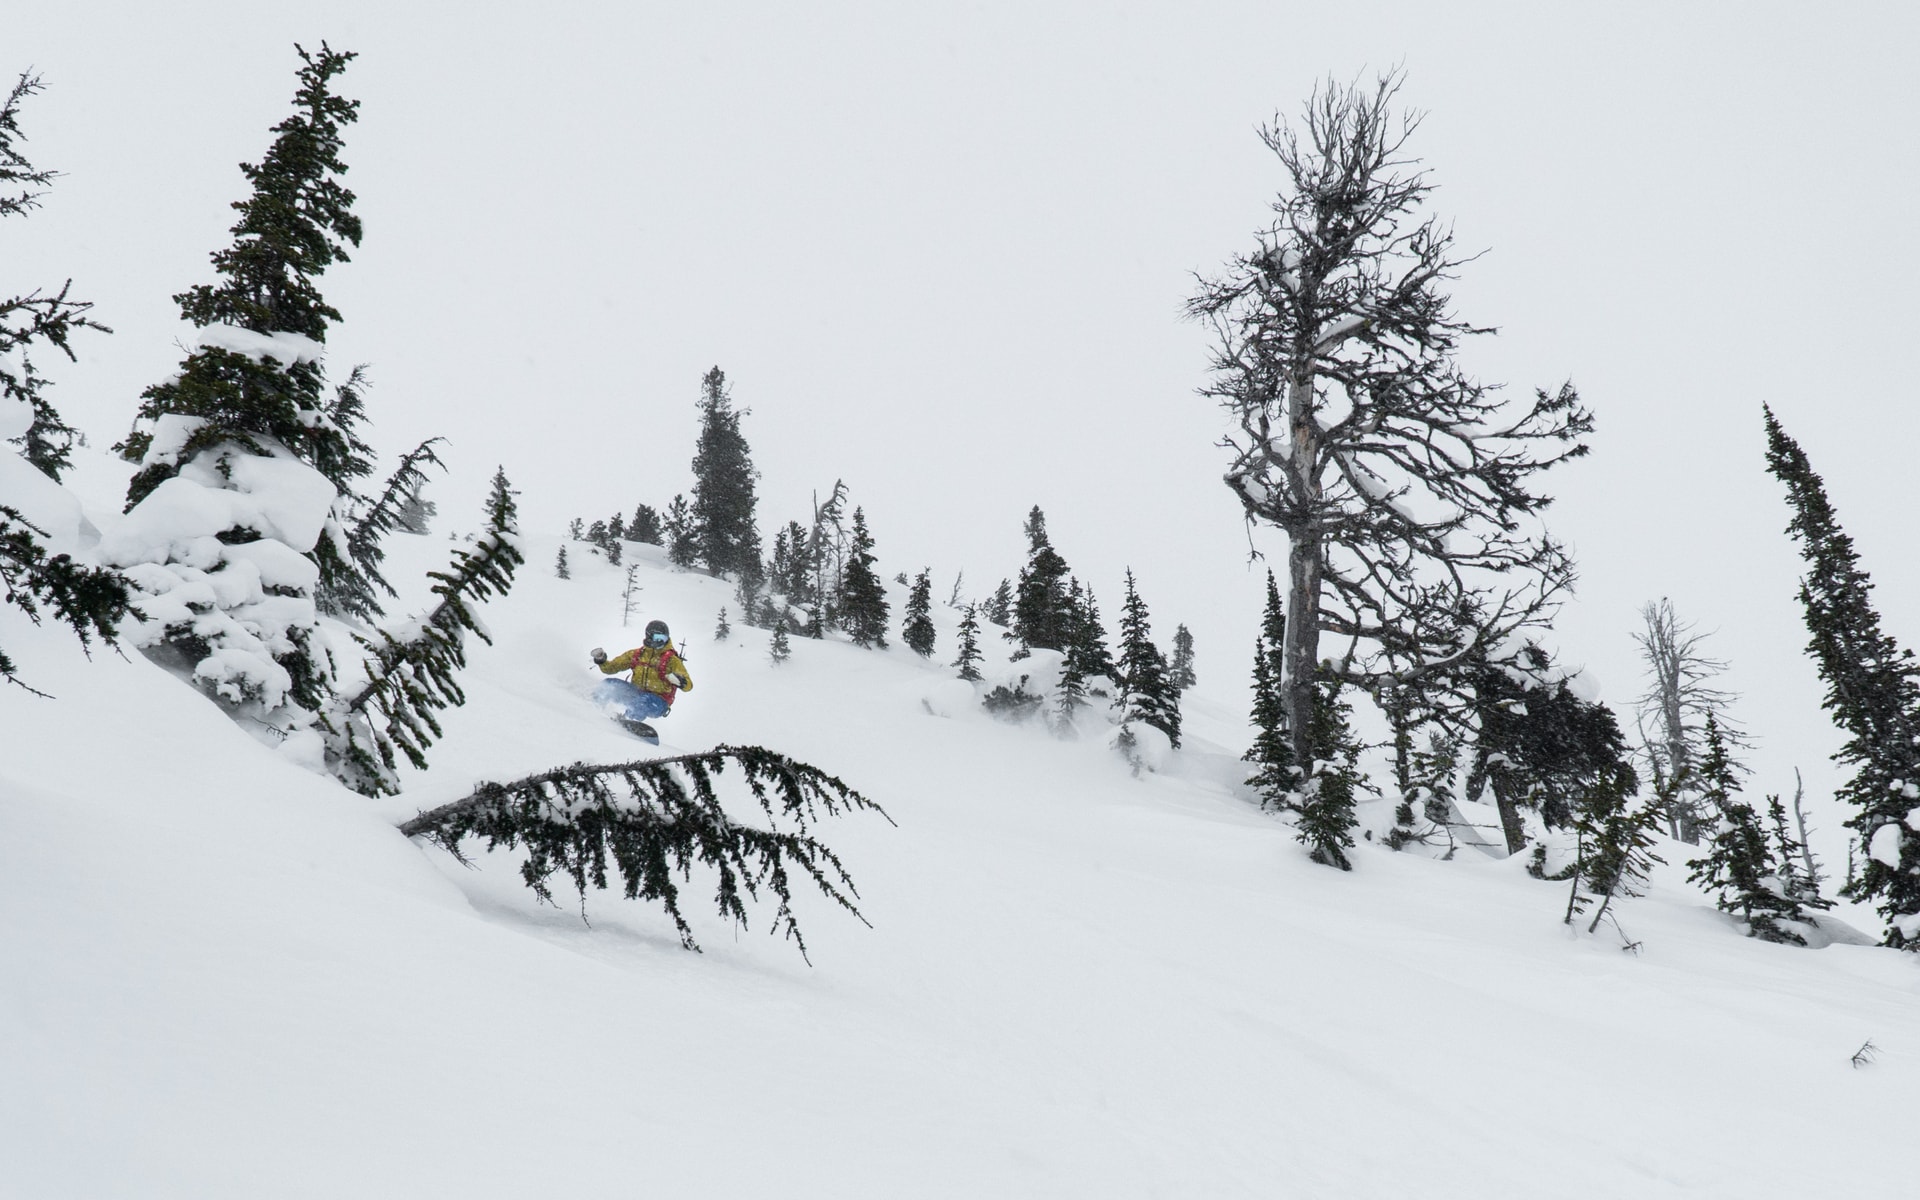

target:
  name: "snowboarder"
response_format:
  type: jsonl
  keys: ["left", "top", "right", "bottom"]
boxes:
{"left": 591, "top": 619, "right": 693, "bottom": 741}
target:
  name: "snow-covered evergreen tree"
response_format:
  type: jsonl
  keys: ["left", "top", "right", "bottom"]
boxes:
{"left": 838, "top": 507, "right": 889, "bottom": 648}
{"left": 769, "top": 617, "right": 791, "bottom": 665}
{"left": 1560, "top": 768, "right": 1663, "bottom": 936}
{"left": 1245, "top": 571, "right": 1295, "bottom": 809}
{"left": 107, "top": 44, "right": 366, "bottom": 727}
{"left": 628, "top": 503, "right": 661, "bottom": 546}
{"left": 1686, "top": 716, "right": 1820, "bottom": 944}
{"left": 1169, "top": 624, "right": 1196, "bottom": 692}
{"left": 1068, "top": 580, "right": 1115, "bottom": 690}
{"left": 983, "top": 578, "right": 1013, "bottom": 628}
{"left": 953, "top": 602, "right": 984, "bottom": 682}
{"left": 665, "top": 493, "right": 697, "bottom": 568}
{"left": 715, "top": 607, "right": 731, "bottom": 642}
{"left": 1113, "top": 569, "right": 1180, "bottom": 750}
{"left": 1764, "top": 406, "right": 1920, "bottom": 946}
{"left": 555, "top": 545, "right": 570, "bottom": 579}
{"left": 1012, "top": 506, "right": 1073, "bottom": 654}
{"left": 689, "top": 366, "right": 761, "bottom": 584}
{"left": 903, "top": 569, "right": 935, "bottom": 658}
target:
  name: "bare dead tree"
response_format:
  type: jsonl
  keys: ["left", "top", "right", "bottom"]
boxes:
{"left": 1631, "top": 597, "right": 1744, "bottom": 842}
{"left": 1189, "top": 72, "right": 1590, "bottom": 864}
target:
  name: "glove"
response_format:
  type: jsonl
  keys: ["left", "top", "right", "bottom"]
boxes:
{"left": 590, "top": 647, "right": 607, "bottom": 665}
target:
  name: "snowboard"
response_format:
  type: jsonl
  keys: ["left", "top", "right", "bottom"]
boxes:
{"left": 594, "top": 676, "right": 665, "bottom": 744}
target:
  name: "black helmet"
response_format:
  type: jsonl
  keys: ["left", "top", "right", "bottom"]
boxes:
{"left": 644, "top": 619, "right": 670, "bottom": 647}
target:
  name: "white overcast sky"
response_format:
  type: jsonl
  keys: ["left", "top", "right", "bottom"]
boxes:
{"left": 12, "top": 2, "right": 1920, "bottom": 853}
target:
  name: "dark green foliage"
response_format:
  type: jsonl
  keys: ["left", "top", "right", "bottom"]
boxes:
{"left": 0, "top": 506, "right": 133, "bottom": 691}
{"left": 769, "top": 617, "right": 791, "bottom": 665}
{"left": 568, "top": 517, "right": 583, "bottom": 541}
{"left": 1296, "top": 678, "right": 1365, "bottom": 869}
{"left": 1561, "top": 770, "right": 1663, "bottom": 935}
{"left": 665, "top": 493, "right": 697, "bottom": 568}
{"left": 124, "top": 44, "right": 364, "bottom": 508}
{"left": 1067, "top": 581, "right": 1115, "bottom": 689}
{"left": 608, "top": 512, "right": 626, "bottom": 542}
{"left": 0, "top": 74, "right": 128, "bottom": 688}
{"left": 326, "top": 432, "right": 445, "bottom": 622}
{"left": 555, "top": 545, "right": 570, "bottom": 579}
{"left": 1012, "top": 507, "right": 1074, "bottom": 653}
{"left": 839, "top": 507, "right": 889, "bottom": 648}
{"left": 715, "top": 607, "right": 731, "bottom": 642}
{"left": 1169, "top": 624, "right": 1196, "bottom": 692}
{"left": 327, "top": 468, "right": 523, "bottom": 795}
{"left": 1381, "top": 683, "right": 1463, "bottom": 852}
{"left": 983, "top": 676, "right": 1044, "bottom": 722}
{"left": 769, "top": 520, "right": 812, "bottom": 605}
{"left": 629, "top": 504, "right": 662, "bottom": 546}
{"left": 954, "top": 603, "right": 984, "bottom": 682}
{"left": 3, "top": 72, "right": 110, "bottom": 482}
{"left": 1114, "top": 569, "right": 1180, "bottom": 749}
{"left": 1245, "top": 572, "right": 1295, "bottom": 807}
{"left": 396, "top": 745, "right": 892, "bottom": 962}
{"left": 1466, "top": 645, "right": 1635, "bottom": 855}
{"left": 1687, "top": 717, "right": 1824, "bottom": 944}
{"left": 903, "top": 569, "right": 936, "bottom": 658}
{"left": 984, "top": 579, "right": 1013, "bottom": 627}
{"left": 689, "top": 367, "right": 762, "bottom": 582}
{"left": 1764, "top": 406, "right": 1920, "bottom": 947}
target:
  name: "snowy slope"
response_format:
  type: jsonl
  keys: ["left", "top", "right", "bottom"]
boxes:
{"left": 5, "top": 501, "right": 1920, "bottom": 1199}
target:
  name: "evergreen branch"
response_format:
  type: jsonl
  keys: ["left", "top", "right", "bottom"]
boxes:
{"left": 333, "top": 434, "right": 445, "bottom": 613}
{"left": 397, "top": 746, "right": 893, "bottom": 962}
{"left": 0, "top": 504, "right": 133, "bottom": 691}
{"left": 327, "top": 471, "right": 522, "bottom": 794}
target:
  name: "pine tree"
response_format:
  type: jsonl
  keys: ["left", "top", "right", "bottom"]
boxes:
{"left": 1245, "top": 571, "right": 1295, "bottom": 809}
{"left": 325, "top": 467, "right": 523, "bottom": 795}
{"left": 1, "top": 73, "right": 130, "bottom": 688}
{"left": 715, "top": 607, "right": 731, "bottom": 642}
{"left": 984, "top": 579, "right": 1013, "bottom": 627}
{"left": 953, "top": 602, "right": 984, "bottom": 682}
{"left": 1069, "top": 581, "right": 1115, "bottom": 689}
{"left": 569, "top": 517, "right": 584, "bottom": 541}
{"left": 1114, "top": 569, "right": 1181, "bottom": 750}
{"left": 689, "top": 366, "right": 762, "bottom": 583}
{"left": 1686, "top": 716, "right": 1824, "bottom": 945}
{"left": 606, "top": 536, "right": 622, "bottom": 567}
{"left": 839, "top": 507, "right": 889, "bottom": 648}
{"left": 903, "top": 569, "right": 936, "bottom": 658}
{"left": 1764, "top": 406, "right": 1920, "bottom": 947}
{"left": 1297, "top": 679, "right": 1365, "bottom": 869}
{"left": 769, "top": 617, "right": 791, "bottom": 665}
{"left": 555, "top": 545, "right": 570, "bottom": 579}
{"left": 629, "top": 503, "right": 662, "bottom": 546}
{"left": 1561, "top": 769, "right": 1665, "bottom": 936}
{"left": 1170, "top": 624, "right": 1197, "bottom": 692}
{"left": 665, "top": 493, "right": 697, "bottom": 568}
{"left": 1012, "top": 506, "right": 1074, "bottom": 653}
{"left": 108, "top": 44, "right": 365, "bottom": 723}
{"left": 608, "top": 512, "right": 626, "bottom": 543}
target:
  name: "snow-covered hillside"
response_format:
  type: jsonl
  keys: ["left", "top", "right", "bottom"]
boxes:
{"left": 5, "top": 472, "right": 1920, "bottom": 1199}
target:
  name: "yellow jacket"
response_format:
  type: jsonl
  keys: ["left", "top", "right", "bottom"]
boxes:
{"left": 601, "top": 642, "right": 693, "bottom": 702}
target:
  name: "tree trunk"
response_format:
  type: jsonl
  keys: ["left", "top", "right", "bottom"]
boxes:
{"left": 1281, "top": 365, "right": 1322, "bottom": 775}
